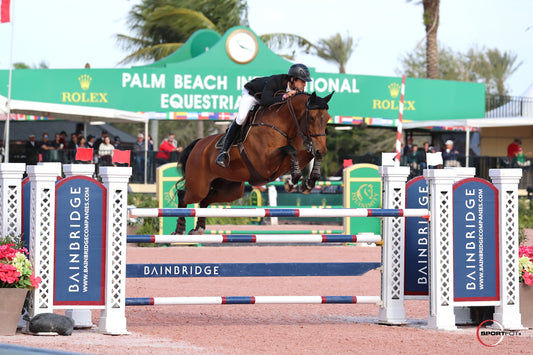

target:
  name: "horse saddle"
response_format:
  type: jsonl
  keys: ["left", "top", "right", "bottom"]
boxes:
{"left": 215, "top": 105, "right": 263, "bottom": 149}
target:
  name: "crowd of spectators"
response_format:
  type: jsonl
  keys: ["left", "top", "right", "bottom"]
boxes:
{"left": 23, "top": 130, "right": 183, "bottom": 183}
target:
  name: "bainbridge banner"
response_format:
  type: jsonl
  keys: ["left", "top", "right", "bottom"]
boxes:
{"left": 54, "top": 176, "right": 107, "bottom": 306}
{"left": 453, "top": 178, "right": 499, "bottom": 303}
{"left": 404, "top": 176, "right": 429, "bottom": 296}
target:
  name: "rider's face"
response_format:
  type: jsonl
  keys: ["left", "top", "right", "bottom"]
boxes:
{"left": 292, "top": 78, "right": 306, "bottom": 92}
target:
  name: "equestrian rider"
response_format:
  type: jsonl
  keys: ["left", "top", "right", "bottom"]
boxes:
{"left": 215, "top": 63, "right": 312, "bottom": 168}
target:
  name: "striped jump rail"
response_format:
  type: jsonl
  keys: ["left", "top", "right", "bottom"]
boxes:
{"left": 127, "top": 233, "right": 382, "bottom": 244}
{"left": 208, "top": 205, "right": 343, "bottom": 209}
{"left": 245, "top": 181, "right": 343, "bottom": 187}
{"left": 129, "top": 207, "right": 430, "bottom": 219}
{"left": 126, "top": 295, "right": 380, "bottom": 306}
{"left": 204, "top": 229, "right": 344, "bottom": 235}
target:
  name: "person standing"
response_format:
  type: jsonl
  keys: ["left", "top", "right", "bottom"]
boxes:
{"left": 442, "top": 140, "right": 461, "bottom": 167}
{"left": 39, "top": 133, "right": 55, "bottom": 162}
{"left": 24, "top": 134, "right": 40, "bottom": 165}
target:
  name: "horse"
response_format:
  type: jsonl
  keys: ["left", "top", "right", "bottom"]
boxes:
{"left": 174, "top": 91, "right": 334, "bottom": 234}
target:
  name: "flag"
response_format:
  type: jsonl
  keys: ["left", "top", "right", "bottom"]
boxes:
{"left": 1, "top": 0, "right": 10, "bottom": 23}
{"left": 112, "top": 149, "right": 131, "bottom": 166}
{"left": 75, "top": 148, "right": 93, "bottom": 162}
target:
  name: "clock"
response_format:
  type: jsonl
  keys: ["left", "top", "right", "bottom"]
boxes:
{"left": 226, "top": 29, "right": 259, "bottom": 64}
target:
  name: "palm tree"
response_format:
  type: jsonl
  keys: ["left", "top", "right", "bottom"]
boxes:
{"left": 422, "top": 0, "right": 440, "bottom": 79}
{"left": 117, "top": 0, "right": 247, "bottom": 64}
{"left": 477, "top": 49, "right": 522, "bottom": 96}
{"left": 259, "top": 33, "right": 315, "bottom": 60}
{"left": 314, "top": 33, "right": 356, "bottom": 74}
{"left": 408, "top": 0, "right": 440, "bottom": 79}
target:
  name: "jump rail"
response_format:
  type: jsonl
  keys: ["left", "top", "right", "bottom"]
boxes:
{"left": 129, "top": 207, "right": 430, "bottom": 218}
{"left": 127, "top": 233, "right": 382, "bottom": 244}
{"left": 126, "top": 295, "right": 381, "bottom": 306}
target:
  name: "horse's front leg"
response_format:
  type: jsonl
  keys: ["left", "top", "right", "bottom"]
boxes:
{"left": 172, "top": 189, "right": 187, "bottom": 235}
{"left": 282, "top": 145, "right": 302, "bottom": 193}
{"left": 300, "top": 151, "right": 322, "bottom": 194}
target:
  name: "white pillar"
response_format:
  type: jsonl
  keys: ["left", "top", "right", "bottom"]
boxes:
{"left": 447, "top": 167, "right": 476, "bottom": 325}
{"left": 378, "top": 165, "right": 410, "bottom": 324}
{"left": 490, "top": 168, "right": 525, "bottom": 329}
{"left": 425, "top": 169, "right": 457, "bottom": 330}
{"left": 0, "top": 163, "right": 26, "bottom": 237}
{"left": 268, "top": 185, "right": 278, "bottom": 225}
{"left": 98, "top": 166, "right": 131, "bottom": 335}
{"left": 27, "top": 164, "right": 61, "bottom": 317}
{"left": 63, "top": 164, "right": 96, "bottom": 329}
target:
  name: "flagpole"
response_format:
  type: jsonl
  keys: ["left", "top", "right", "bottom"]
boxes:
{"left": 394, "top": 75, "right": 406, "bottom": 167}
{"left": 3, "top": 0, "right": 13, "bottom": 162}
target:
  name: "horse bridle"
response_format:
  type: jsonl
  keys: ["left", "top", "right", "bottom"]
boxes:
{"left": 251, "top": 95, "right": 326, "bottom": 155}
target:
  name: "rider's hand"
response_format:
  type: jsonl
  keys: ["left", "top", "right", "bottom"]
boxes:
{"left": 283, "top": 90, "right": 297, "bottom": 100}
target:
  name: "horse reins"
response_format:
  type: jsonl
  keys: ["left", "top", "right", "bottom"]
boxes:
{"left": 250, "top": 95, "right": 326, "bottom": 150}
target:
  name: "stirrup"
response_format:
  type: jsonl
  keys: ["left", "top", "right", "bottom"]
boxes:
{"left": 216, "top": 151, "right": 230, "bottom": 168}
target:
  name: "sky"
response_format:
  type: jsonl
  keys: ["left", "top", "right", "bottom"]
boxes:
{"left": 0, "top": 0, "right": 532, "bottom": 96}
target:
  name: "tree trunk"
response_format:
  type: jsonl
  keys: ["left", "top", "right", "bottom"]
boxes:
{"left": 423, "top": 0, "right": 440, "bottom": 79}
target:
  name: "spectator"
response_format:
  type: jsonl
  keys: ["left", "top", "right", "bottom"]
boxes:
{"left": 24, "top": 134, "right": 40, "bottom": 165}
{"left": 98, "top": 135, "right": 114, "bottom": 167}
{"left": 418, "top": 141, "right": 429, "bottom": 170}
{"left": 442, "top": 140, "right": 461, "bottom": 167}
{"left": 507, "top": 138, "right": 522, "bottom": 158}
{"left": 156, "top": 134, "right": 179, "bottom": 167}
{"left": 94, "top": 130, "right": 108, "bottom": 153}
{"left": 39, "top": 133, "right": 55, "bottom": 162}
{"left": 67, "top": 133, "right": 78, "bottom": 163}
{"left": 133, "top": 133, "right": 151, "bottom": 182}
{"left": 161, "top": 132, "right": 178, "bottom": 148}
{"left": 78, "top": 136, "right": 88, "bottom": 149}
{"left": 113, "top": 136, "right": 122, "bottom": 149}
{"left": 87, "top": 135, "right": 96, "bottom": 164}
{"left": 50, "top": 133, "right": 64, "bottom": 162}
{"left": 406, "top": 144, "right": 420, "bottom": 173}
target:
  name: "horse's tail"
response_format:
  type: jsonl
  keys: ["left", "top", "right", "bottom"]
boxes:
{"left": 175, "top": 139, "right": 201, "bottom": 193}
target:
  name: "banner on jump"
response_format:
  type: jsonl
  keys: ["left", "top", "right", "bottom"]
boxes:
{"left": 54, "top": 176, "right": 107, "bottom": 306}
{"left": 404, "top": 176, "right": 429, "bottom": 296}
{"left": 453, "top": 178, "right": 499, "bottom": 303}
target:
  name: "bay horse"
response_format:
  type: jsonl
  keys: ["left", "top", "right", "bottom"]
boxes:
{"left": 174, "top": 91, "right": 334, "bottom": 234}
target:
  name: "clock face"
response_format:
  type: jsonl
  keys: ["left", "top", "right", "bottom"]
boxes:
{"left": 226, "top": 29, "right": 259, "bottom": 64}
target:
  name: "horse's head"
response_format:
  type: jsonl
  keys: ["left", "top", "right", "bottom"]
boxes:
{"left": 299, "top": 91, "right": 334, "bottom": 156}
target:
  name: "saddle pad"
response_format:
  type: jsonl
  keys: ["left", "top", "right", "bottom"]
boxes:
{"left": 214, "top": 107, "right": 263, "bottom": 149}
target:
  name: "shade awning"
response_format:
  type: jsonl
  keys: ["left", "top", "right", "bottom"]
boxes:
{"left": 0, "top": 95, "right": 148, "bottom": 123}
{"left": 403, "top": 117, "right": 533, "bottom": 129}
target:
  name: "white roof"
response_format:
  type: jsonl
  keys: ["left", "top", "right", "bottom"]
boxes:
{"left": 0, "top": 95, "right": 148, "bottom": 123}
{"left": 403, "top": 117, "right": 533, "bottom": 129}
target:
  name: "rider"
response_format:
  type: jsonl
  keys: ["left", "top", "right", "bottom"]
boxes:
{"left": 215, "top": 63, "right": 312, "bottom": 168}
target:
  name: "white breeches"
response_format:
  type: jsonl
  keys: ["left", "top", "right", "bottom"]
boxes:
{"left": 235, "top": 88, "right": 259, "bottom": 125}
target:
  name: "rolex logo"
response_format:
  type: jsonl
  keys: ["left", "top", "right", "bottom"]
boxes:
{"left": 388, "top": 83, "right": 401, "bottom": 98}
{"left": 78, "top": 74, "right": 92, "bottom": 91}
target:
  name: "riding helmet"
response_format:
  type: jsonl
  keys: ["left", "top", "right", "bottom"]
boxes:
{"left": 288, "top": 64, "right": 312, "bottom": 82}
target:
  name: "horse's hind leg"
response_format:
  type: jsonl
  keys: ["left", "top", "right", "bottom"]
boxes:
{"left": 189, "top": 179, "right": 245, "bottom": 235}
{"left": 172, "top": 189, "right": 187, "bottom": 235}
{"left": 301, "top": 151, "right": 322, "bottom": 194}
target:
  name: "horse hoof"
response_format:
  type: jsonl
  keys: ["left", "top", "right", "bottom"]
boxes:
{"left": 188, "top": 228, "right": 205, "bottom": 235}
{"left": 284, "top": 179, "right": 296, "bottom": 193}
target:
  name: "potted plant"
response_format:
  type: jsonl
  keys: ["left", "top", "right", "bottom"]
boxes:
{"left": 0, "top": 235, "right": 41, "bottom": 335}
{"left": 519, "top": 245, "right": 533, "bottom": 328}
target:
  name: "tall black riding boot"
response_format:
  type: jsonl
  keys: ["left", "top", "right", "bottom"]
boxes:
{"left": 215, "top": 121, "right": 241, "bottom": 168}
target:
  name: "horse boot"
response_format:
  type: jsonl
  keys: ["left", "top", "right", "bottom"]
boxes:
{"left": 215, "top": 121, "right": 241, "bottom": 168}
